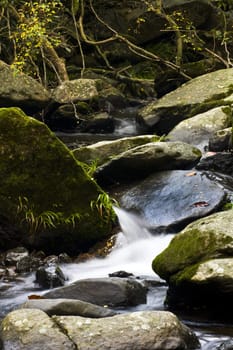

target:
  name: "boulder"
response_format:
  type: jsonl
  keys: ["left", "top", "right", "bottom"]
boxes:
{"left": 43, "top": 277, "right": 147, "bottom": 307}
{"left": 139, "top": 68, "right": 233, "bottom": 134}
{"left": 35, "top": 266, "right": 67, "bottom": 289}
{"left": 0, "top": 309, "right": 75, "bottom": 350}
{"left": 0, "top": 60, "right": 50, "bottom": 113}
{"left": 208, "top": 127, "right": 232, "bottom": 152}
{"left": 120, "top": 170, "right": 226, "bottom": 232}
{"left": 196, "top": 152, "right": 233, "bottom": 176}
{"left": 152, "top": 209, "right": 233, "bottom": 318}
{"left": 167, "top": 106, "right": 232, "bottom": 151}
{"left": 0, "top": 107, "right": 112, "bottom": 254}
{"left": 54, "top": 310, "right": 200, "bottom": 350}
{"left": 153, "top": 209, "right": 233, "bottom": 279}
{"left": 73, "top": 135, "right": 161, "bottom": 166}
{"left": 20, "top": 299, "right": 116, "bottom": 317}
{"left": 95, "top": 141, "right": 202, "bottom": 185}
{"left": 51, "top": 79, "right": 98, "bottom": 104}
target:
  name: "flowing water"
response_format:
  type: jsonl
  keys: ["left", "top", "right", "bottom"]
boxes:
{"left": 0, "top": 207, "right": 232, "bottom": 348}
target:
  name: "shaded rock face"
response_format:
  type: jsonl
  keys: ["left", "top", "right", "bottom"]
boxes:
{"left": 196, "top": 152, "right": 233, "bottom": 176}
{"left": 0, "top": 107, "right": 111, "bottom": 254}
{"left": 43, "top": 277, "right": 147, "bottom": 307}
{"left": 120, "top": 170, "right": 226, "bottom": 232}
{"left": 139, "top": 68, "right": 233, "bottom": 134}
{"left": 95, "top": 141, "right": 201, "bottom": 185}
{"left": 0, "top": 60, "right": 50, "bottom": 114}
{"left": 152, "top": 209, "right": 233, "bottom": 319}
{"left": 20, "top": 299, "right": 116, "bottom": 318}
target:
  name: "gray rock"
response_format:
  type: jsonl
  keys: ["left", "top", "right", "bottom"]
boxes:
{"left": 52, "top": 79, "right": 98, "bottom": 104}
{"left": 139, "top": 68, "right": 233, "bottom": 134}
{"left": 43, "top": 277, "right": 147, "bottom": 307}
{"left": 73, "top": 134, "right": 161, "bottom": 166}
{"left": 20, "top": 298, "right": 116, "bottom": 317}
{"left": 35, "top": 265, "right": 67, "bottom": 289}
{"left": 54, "top": 310, "right": 200, "bottom": 350}
{"left": 0, "top": 60, "right": 50, "bottom": 113}
{"left": 5, "top": 247, "right": 29, "bottom": 266}
{"left": 0, "top": 309, "right": 76, "bottom": 350}
{"left": 167, "top": 106, "right": 232, "bottom": 151}
{"left": 208, "top": 127, "right": 232, "bottom": 152}
{"left": 120, "top": 170, "right": 226, "bottom": 232}
{"left": 95, "top": 141, "right": 201, "bottom": 184}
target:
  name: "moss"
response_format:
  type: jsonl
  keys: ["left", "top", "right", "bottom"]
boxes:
{"left": 0, "top": 107, "right": 112, "bottom": 254}
{"left": 152, "top": 227, "right": 233, "bottom": 281}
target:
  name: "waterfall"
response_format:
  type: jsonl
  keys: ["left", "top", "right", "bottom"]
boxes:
{"left": 64, "top": 207, "right": 174, "bottom": 282}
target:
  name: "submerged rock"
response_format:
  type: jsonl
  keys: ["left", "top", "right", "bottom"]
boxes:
{"left": 120, "top": 170, "right": 226, "bottom": 232}
{"left": 43, "top": 277, "right": 147, "bottom": 307}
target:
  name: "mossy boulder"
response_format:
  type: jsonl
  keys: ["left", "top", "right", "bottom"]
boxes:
{"left": 0, "top": 107, "right": 112, "bottom": 254}
{"left": 139, "top": 68, "right": 233, "bottom": 134}
{"left": 152, "top": 209, "right": 233, "bottom": 318}
{"left": 72, "top": 135, "right": 161, "bottom": 166}
{"left": 152, "top": 209, "right": 233, "bottom": 281}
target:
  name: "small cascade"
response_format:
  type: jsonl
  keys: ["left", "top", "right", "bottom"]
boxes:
{"left": 64, "top": 207, "right": 174, "bottom": 282}
{"left": 113, "top": 206, "right": 151, "bottom": 243}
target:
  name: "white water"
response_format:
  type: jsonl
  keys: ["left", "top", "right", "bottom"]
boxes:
{"left": 63, "top": 207, "right": 174, "bottom": 282}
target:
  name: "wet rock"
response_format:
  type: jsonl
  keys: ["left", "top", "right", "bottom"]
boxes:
{"left": 196, "top": 152, "right": 233, "bottom": 176}
{"left": 20, "top": 298, "right": 116, "bottom": 317}
{"left": 120, "top": 170, "right": 225, "bottom": 232}
{"left": 16, "top": 256, "right": 42, "bottom": 273}
{"left": 5, "top": 247, "right": 29, "bottom": 266}
{"left": 35, "top": 266, "right": 67, "bottom": 289}
{"left": 208, "top": 127, "right": 232, "bottom": 152}
{"left": 109, "top": 270, "right": 134, "bottom": 278}
{"left": 95, "top": 141, "right": 202, "bottom": 185}
{"left": 0, "top": 309, "right": 75, "bottom": 350}
{"left": 54, "top": 310, "right": 200, "bottom": 350}
{"left": 43, "top": 277, "right": 147, "bottom": 307}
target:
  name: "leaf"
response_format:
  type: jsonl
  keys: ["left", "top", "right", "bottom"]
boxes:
{"left": 192, "top": 201, "right": 209, "bottom": 207}
{"left": 185, "top": 171, "right": 197, "bottom": 177}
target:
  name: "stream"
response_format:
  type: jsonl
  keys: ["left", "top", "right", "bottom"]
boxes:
{"left": 0, "top": 206, "right": 232, "bottom": 349}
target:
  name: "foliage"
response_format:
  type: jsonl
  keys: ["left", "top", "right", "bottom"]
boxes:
{"left": 17, "top": 196, "right": 81, "bottom": 236}
{"left": 90, "top": 192, "right": 118, "bottom": 224}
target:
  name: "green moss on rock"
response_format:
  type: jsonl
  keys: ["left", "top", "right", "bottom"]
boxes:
{"left": 0, "top": 107, "right": 113, "bottom": 254}
{"left": 152, "top": 209, "right": 233, "bottom": 281}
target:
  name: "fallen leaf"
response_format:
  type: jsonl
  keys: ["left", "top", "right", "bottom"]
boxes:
{"left": 28, "top": 294, "right": 44, "bottom": 300}
{"left": 192, "top": 201, "right": 209, "bottom": 207}
{"left": 185, "top": 171, "right": 197, "bottom": 177}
